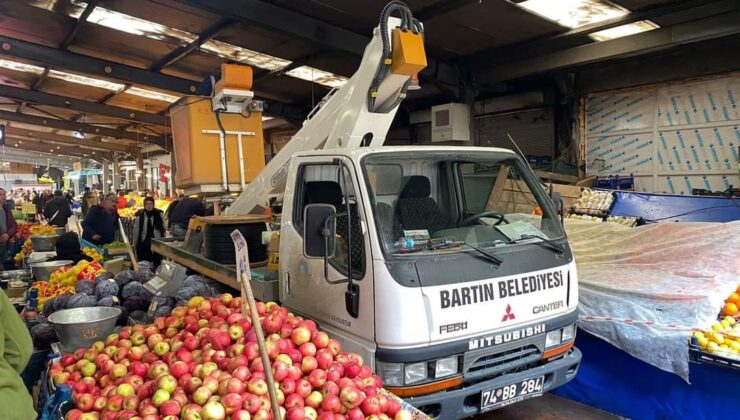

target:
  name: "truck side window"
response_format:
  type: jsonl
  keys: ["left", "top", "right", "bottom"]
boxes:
{"left": 294, "top": 163, "right": 365, "bottom": 279}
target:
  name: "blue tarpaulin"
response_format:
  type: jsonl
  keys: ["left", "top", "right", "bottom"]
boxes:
{"left": 554, "top": 332, "right": 740, "bottom": 419}
{"left": 609, "top": 191, "right": 740, "bottom": 223}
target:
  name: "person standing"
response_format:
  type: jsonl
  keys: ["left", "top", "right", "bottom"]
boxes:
{"left": 81, "top": 187, "right": 93, "bottom": 216}
{"left": 116, "top": 191, "right": 128, "bottom": 209}
{"left": 0, "top": 288, "right": 36, "bottom": 419}
{"left": 43, "top": 190, "right": 72, "bottom": 228}
{"left": 65, "top": 189, "right": 75, "bottom": 206}
{"left": 82, "top": 193, "right": 118, "bottom": 246}
{"left": 0, "top": 189, "right": 17, "bottom": 268}
{"left": 133, "top": 196, "right": 165, "bottom": 266}
{"left": 168, "top": 194, "right": 205, "bottom": 237}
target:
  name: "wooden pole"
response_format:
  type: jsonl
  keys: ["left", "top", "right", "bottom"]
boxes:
{"left": 119, "top": 219, "right": 140, "bottom": 271}
{"left": 239, "top": 270, "right": 281, "bottom": 419}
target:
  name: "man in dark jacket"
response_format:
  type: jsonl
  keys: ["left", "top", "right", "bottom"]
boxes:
{"left": 43, "top": 190, "right": 72, "bottom": 228}
{"left": 168, "top": 195, "right": 205, "bottom": 237}
{"left": 82, "top": 193, "right": 118, "bottom": 246}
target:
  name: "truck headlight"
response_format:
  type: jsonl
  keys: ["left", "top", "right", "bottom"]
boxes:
{"left": 376, "top": 362, "right": 403, "bottom": 387}
{"left": 434, "top": 357, "right": 458, "bottom": 379}
{"left": 562, "top": 324, "right": 576, "bottom": 341}
{"left": 404, "top": 362, "right": 428, "bottom": 385}
{"left": 545, "top": 330, "right": 562, "bottom": 348}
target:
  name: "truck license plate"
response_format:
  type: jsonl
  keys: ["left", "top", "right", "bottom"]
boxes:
{"left": 480, "top": 376, "right": 544, "bottom": 412}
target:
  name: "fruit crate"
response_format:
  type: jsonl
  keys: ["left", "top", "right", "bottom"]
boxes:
{"left": 688, "top": 342, "right": 740, "bottom": 372}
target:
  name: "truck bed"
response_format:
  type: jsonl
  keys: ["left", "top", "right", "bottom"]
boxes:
{"left": 151, "top": 238, "right": 279, "bottom": 302}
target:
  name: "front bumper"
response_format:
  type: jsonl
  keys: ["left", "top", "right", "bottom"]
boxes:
{"left": 406, "top": 347, "right": 582, "bottom": 419}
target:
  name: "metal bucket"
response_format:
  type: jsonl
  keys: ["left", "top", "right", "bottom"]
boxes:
{"left": 31, "top": 235, "right": 59, "bottom": 252}
{"left": 30, "top": 260, "right": 73, "bottom": 281}
{"left": 54, "top": 227, "right": 67, "bottom": 236}
{"left": 48, "top": 307, "right": 121, "bottom": 352}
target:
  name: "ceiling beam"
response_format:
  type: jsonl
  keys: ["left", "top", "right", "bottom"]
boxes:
{"left": 150, "top": 18, "right": 236, "bottom": 71}
{"left": 414, "top": 0, "right": 473, "bottom": 21}
{"left": 178, "top": 0, "right": 368, "bottom": 55}
{"left": 0, "top": 147, "right": 78, "bottom": 168}
{"left": 6, "top": 134, "right": 115, "bottom": 159}
{"left": 60, "top": 0, "right": 98, "bottom": 50}
{"left": 477, "top": 10, "right": 740, "bottom": 83}
{"left": 3, "top": 140, "right": 109, "bottom": 162}
{"left": 0, "top": 110, "right": 167, "bottom": 148}
{"left": 5, "top": 126, "right": 138, "bottom": 154}
{"left": 0, "top": 35, "right": 200, "bottom": 95}
{"left": 0, "top": 34, "right": 310, "bottom": 122}
{"left": 467, "top": 0, "right": 739, "bottom": 67}
{"left": 0, "top": 84, "right": 167, "bottom": 126}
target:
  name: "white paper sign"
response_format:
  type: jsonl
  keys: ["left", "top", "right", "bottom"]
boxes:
{"left": 230, "top": 229, "right": 251, "bottom": 282}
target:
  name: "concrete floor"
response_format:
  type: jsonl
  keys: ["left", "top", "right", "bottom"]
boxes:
{"left": 476, "top": 394, "right": 619, "bottom": 420}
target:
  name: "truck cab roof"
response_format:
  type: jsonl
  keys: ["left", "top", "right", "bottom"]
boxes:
{"left": 290, "top": 145, "right": 520, "bottom": 160}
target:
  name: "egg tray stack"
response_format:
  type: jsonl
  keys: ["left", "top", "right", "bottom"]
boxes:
{"left": 570, "top": 189, "right": 616, "bottom": 219}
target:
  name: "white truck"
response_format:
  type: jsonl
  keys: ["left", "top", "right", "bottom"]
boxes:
{"left": 216, "top": 2, "right": 582, "bottom": 417}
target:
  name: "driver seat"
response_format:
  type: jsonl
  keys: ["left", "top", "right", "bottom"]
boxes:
{"left": 395, "top": 176, "right": 448, "bottom": 233}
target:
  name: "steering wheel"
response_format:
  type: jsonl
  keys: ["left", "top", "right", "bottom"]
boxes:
{"left": 459, "top": 211, "right": 507, "bottom": 226}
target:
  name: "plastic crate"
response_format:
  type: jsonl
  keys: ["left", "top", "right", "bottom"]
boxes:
{"left": 688, "top": 341, "right": 740, "bottom": 371}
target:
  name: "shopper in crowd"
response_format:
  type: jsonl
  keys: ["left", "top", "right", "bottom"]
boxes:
{"left": 0, "top": 288, "right": 36, "bottom": 419}
{"left": 168, "top": 194, "right": 204, "bottom": 237}
{"left": 49, "top": 232, "right": 93, "bottom": 264}
{"left": 82, "top": 193, "right": 119, "bottom": 246}
{"left": 164, "top": 191, "right": 183, "bottom": 232}
{"left": 65, "top": 189, "right": 75, "bottom": 205}
{"left": 42, "top": 189, "right": 53, "bottom": 208}
{"left": 133, "top": 196, "right": 165, "bottom": 266}
{"left": 81, "top": 187, "right": 97, "bottom": 216}
{"left": 0, "top": 188, "right": 17, "bottom": 268}
{"left": 116, "top": 190, "right": 128, "bottom": 209}
{"left": 33, "top": 190, "right": 44, "bottom": 214}
{"left": 43, "top": 190, "right": 72, "bottom": 228}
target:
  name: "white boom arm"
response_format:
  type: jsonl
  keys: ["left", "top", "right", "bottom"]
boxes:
{"left": 227, "top": 12, "right": 420, "bottom": 215}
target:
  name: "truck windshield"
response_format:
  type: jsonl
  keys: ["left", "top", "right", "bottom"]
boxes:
{"left": 362, "top": 152, "right": 565, "bottom": 256}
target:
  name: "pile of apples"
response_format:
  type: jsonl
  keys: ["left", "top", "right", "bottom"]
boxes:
{"left": 51, "top": 294, "right": 415, "bottom": 420}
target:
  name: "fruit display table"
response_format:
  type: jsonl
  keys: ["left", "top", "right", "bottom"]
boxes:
{"left": 554, "top": 331, "right": 740, "bottom": 418}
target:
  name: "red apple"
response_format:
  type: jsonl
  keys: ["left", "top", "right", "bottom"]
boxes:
{"left": 123, "top": 395, "right": 140, "bottom": 411}
{"left": 151, "top": 389, "right": 171, "bottom": 407}
{"left": 327, "top": 339, "right": 342, "bottom": 356}
{"left": 360, "top": 396, "right": 381, "bottom": 416}
{"left": 311, "top": 332, "right": 330, "bottom": 349}
{"left": 305, "top": 391, "right": 323, "bottom": 409}
{"left": 308, "top": 369, "right": 326, "bottom": 388}
{"left": 193, "top": 386, "right": 212, "bottom": 405}
{"left": 159, "top": 400, "right": 181, "bottom": 417}
{"left": 339, "top": 387, "right": 361, "bottom": 409}
{"left": 246, "top": 378, "right": 267, "bottom": 396}
{"left": 295, "top": 379, "right": 312, "bottom": 398}
{"left": 291, "top": 327, "right": 311, "bottom": 346}
{"left": 221, "top": 393, "right": 244, "bottom": 415}
{"left": 202, "top": 400, "right": 226, "bottom": 420}
{"left": 301, "top": 356, "right": 318, "bottom": 374}
{"left": 242, "top": 393, "right": 261, "bottom": 414}
{"left": 231, "top": 366, "right": 250, "bottom": 382}
{"left": 169, "top": 361, "right": 190, "bottom": 379}
{"left": 321, "top": 395, "right": 341, "bottom": 414}
{"left": 105, "top": 394, "right": 123, "bottom": 411}
{"left": 321, "top": 381, "right": 339, "bottom": 398}
{"left": 272, "top": 361, "right": 289, "bottom": 382}
{"left": 316, "top": 349, "right": 333, "bottom": 370}
{"left": 299, "top": 342, "right": 317, "bottom": 357}
{"left": 286, "top": 407, "right": 304, "bottom": 420}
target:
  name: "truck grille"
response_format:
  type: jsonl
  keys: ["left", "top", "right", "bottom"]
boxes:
{"left": 463, "top": 344, "right": 542, "bottom": 382}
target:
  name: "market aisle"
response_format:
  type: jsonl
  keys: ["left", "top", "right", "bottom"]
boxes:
{"left": 476, "top": 394, "right": 619, "bottom": 419}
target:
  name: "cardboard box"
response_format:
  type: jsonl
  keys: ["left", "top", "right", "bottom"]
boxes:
{"left": 8, "top": 281, "right": 27, "bottom": 298}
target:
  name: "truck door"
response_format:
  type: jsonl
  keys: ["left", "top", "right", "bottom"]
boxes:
{"left": 280, "top": 156, "right": 376, "bottom": 358}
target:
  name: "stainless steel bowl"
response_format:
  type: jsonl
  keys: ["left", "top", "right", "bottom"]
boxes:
{"left": 30, "top": 260, "right": 73, "bottom": 281}
{"left": 48, "top": 307, "right": 122, "bottom": 352}
{"left": 31, "top": 235, "right": 59, "bottom": 252}
{"left": 54, "top": 227, "right": 67, "bottom": 236}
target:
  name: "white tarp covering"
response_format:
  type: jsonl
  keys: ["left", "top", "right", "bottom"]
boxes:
{"left": 565, "top": 220, "right": 740, "bottom": 381}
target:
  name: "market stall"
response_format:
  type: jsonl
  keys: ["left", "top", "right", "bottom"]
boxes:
{"left": 546, "top": 188, "right": 740, "bottom": 417}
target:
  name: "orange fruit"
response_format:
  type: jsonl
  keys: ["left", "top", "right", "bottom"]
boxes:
{"left": 736, "top": 284, "right": 740, "bottom": 294}
{"left": 727, "top": 293, "right": 740, "bottom": 305}
{"left": 722, "top": 302, "right": 739, "bottom": 317}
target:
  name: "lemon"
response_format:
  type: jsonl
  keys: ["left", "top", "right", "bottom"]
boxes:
{"left": 693, "top": 331, "right": 705, "bottom": 340}
{"left": 713, "top": 333, "right": 726, "bottom": 345}
{"left": 729, "top": 341, "right": 740, "bottom": 352}
{"left": 712, "top": 323, "right": 723, "bottom": 332}
{"left": 697, "top": 336, "right": 710, "bottom": 347}
{"left": 707, "top": 341, "right": 720, "bottom": 353}
{"left": 188, "top": 296, "right": 205, "bottom": 308}
{"left": 720, "top": 344, "right": 730, "bottom": 350}
{"left": 721, "top": 320, "right": 732, "bottom": 330}
{"left": 723, "top": 316, "right": 736, "bottom": 325}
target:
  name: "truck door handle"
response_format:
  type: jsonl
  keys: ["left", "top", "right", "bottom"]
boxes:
{"left": 285, "top": 272, "right": 291, "bottom": 295}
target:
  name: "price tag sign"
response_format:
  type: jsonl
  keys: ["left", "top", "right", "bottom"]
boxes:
{"left": 230, "top": 230, "right": 252, "bottom": 314}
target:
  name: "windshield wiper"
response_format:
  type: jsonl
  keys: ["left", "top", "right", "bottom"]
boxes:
{"left": 508, "top": 234, "right": 565, "bottom": 255}
{"left": 463, "top": 242, "right": 503, "bottom": 266}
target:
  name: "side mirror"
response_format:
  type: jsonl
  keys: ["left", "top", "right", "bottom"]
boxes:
{"left": 303, "top": 204, "right": 336, "bottom": 258}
